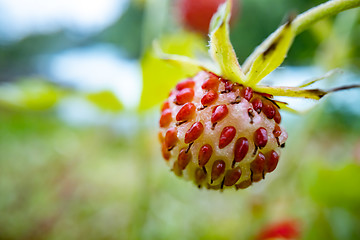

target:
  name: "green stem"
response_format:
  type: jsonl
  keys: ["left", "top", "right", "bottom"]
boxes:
{"left": 242, "top": 0, "right": 360, "bottom": 73}
{"left": 293, "top": 0, "right": 360, "bottom": 34}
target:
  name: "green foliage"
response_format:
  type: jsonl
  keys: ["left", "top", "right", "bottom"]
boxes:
{"left": 86, "top": 91, "right": 123, "bottom": 112}
{"left": 309, "top": 163, "right": 360, "bottom": 211}
{"left": 139, "top": 32, "right": 207, "bottom": 110}
{"left": 0, "top": 79, "right": 124, "bottom": 113}
{"left": 0, "top": 78, "right": 65, "bottom": 111}
{"left": 209, "top": 0, "right": 246, "bottom": 83}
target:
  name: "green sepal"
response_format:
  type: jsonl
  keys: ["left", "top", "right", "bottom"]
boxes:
{"left": 153, "top": 41, "right": 217, "bottom": 74}
{"left": 254, "top": 85, "right": 326, "bottom": 100}
{"left": 209, "top": 0, "right": 246, "bottom": 84}
{"left": 245, "top": 21, "right": 296, "bottom": 86}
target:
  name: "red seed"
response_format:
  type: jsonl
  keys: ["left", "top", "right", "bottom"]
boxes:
{"left": 273, "top": 124, "right": 282, "bottom": 138}
{"left": 274, "top": 107, "right": 281, "bottom": 124}
{"left": 224, "top": 167, "right": 242, "bottom": 186}
{"left": 178, "top": 148, "right": 192, "bottom": 170}
{"left": 161, "top": 143, "right": 170, "bottom": 160}
{"left": 251, "top": 98, "right": 263, "bottom": 113}
{"left": 211, "top": 160, "right": 226, "bottom": 181}
{"left": 263, "top": 101, "right": 276, "bottom": 119}
{"left": 251, "top": 152, "right": 266, "bottom": 175}
{"left": 257, "top": 92, "right": 273, "bottom": 99}
{"left": 195, "top": 168, "right": 206, "bottom": 185}
{"left": 241, "top": 87, "right": 253, "bottom": 102}
{"left": 236, "top": 179, "right": 252, "bottom": 189}
{"left": 165, "top": 127, "right": 178, "bottom": 149}
{"left": 185, "top": 122, "right": 204, "bottom": 144}
{"left": 201, "top": 90, "right": 218, "bottom": 106}
{"left": 234, "top": 137, "right": 249, "bottom": 163}
{"left": 176, "top": 103, "right": 196, "bottom": 121}
{"left": 198, "top": 144, "right": 213, "bottom": 167}
{"left": 176, "top": 88, "right": 194, "bottom": 105}
{"left": 211, "top": 104, "right": 228, "bottom": 124}
{"left": 223, "top": 80, "right": 233, "bottom": 92}
{"left": 219, "top": 126, "right": 236, "bottom": 149}
{"left": 176, "top": 79, "right": 195, "bottom": 90}
{"left": 202, "top": 76, "right": 219, "bottom": 90}
{"left": 266, "top": 150, "right": 279, "bottom": 173}
{"left": 159, "top": 109, "right": 172, "bottom": 128}
{"left": 252, "top": 174, "right": 263, "bottom": 182}
{"left": 161, "top": 101, "right": 170, "bottom": 112}
{"left": 254, "top": 127, "right": 268, "bottom": 148}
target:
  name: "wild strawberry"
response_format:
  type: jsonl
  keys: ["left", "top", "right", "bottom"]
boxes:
{"left": 156, "top": 0, "right": 360, "bottom": 190}
{"left": 158, "top": 71, "right": 287, "bottom": 190}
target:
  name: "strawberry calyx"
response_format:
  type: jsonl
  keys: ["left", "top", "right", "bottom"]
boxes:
{"left": 155, "top": 0, "right": 360, "bottom": 113}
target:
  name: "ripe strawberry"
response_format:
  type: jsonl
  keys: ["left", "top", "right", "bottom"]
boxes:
{"left": 177, "top": 0, "right": 239, "bottom": 34}
{"left": 159, "top": 71, "right": 287, "bottom": 190}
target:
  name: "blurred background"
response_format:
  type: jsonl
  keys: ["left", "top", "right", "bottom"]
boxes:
{"left": 0, "top": 0, "right": 360, "bottom": 239}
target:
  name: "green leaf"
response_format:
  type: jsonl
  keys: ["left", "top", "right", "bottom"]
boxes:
{"left": 298, "top": 69, "right": 342, "bottom": 88}
{"left": 245, "top": 21, "right": 295, "bottom": 86}
{"left": 275, "top": 102, "right": 300, "bottom": 114}
{"left": 153, "top": 41, "right": 216, "bottom": 73}
{"left": 0, "top": 78, "right": 65, "bottom": 111}
{"left": 87, "top": 91, "right": 123, "bottom": 112}
{"left": 309, "top": 163, "right": 360, "bottom": 211}
{"left": 139, "top": 32, "right": 207, "bottom": 110}
{"left": 209, "top": 0, "right": 246, "bottom": 84}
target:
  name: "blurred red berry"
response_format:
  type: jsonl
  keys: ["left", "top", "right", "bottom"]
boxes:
{"left": 257, "top": 220, "right": 301, "bottom": 240}
{"left": 177, "top": 0, "right": 240, "bottom": 34}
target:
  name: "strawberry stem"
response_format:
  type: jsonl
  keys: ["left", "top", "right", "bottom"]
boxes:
{"left": 293, "top": 0, "right": 360, "bottom": 34}
{"left": 243, "top": 0, "right": 360, "bottom": 73}
{"left": 327, "top": 84, "right": 360, "bottom": 93}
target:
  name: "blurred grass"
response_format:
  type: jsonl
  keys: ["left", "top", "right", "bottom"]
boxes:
{"left": 1, "top": 95, "right": 360, "bottom": 239}
{"left": 0, "top": 112, "right": 138, "bottom": 239}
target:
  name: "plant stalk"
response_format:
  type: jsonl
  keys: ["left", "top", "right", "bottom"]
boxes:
{"left": 242, "top": 0, "right": 360, "bottom": 73}
{"left": 293, "top": 0, "right": 360, "bottom": 34}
